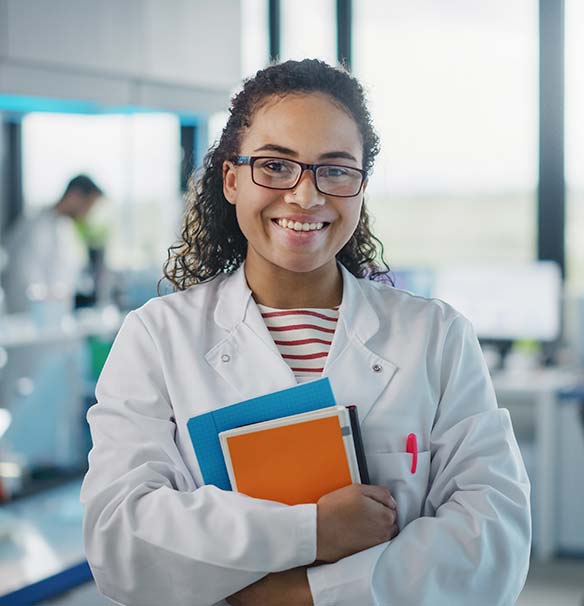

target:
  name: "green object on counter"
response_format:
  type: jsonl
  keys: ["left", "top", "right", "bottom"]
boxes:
{"left": 512, "top": 339, "right": 541, "bottom": 354}
{"left": 88, "top": 336, "right": 113, "bottom": 380}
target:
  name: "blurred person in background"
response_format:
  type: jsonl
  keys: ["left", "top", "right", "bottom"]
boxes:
{"left": 1, "top": 174, "right": 104, "bottom": 315}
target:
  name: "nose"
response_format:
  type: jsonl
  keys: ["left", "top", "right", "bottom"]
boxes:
{"left": 284, "top": 169, "right": 325, "bottom": 209}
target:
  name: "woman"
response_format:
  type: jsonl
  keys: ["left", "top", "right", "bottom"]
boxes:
{"left": 81, "top": 59, "right": 531, "bottom": 606}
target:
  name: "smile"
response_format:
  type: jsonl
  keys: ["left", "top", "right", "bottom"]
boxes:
{"left": 274, "top": 218, "right": 327, "bottom": 232}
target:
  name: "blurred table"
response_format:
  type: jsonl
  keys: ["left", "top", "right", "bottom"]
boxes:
{"left": 0, "top": 306, "right": 125, "bottom": 477}
{"left": 492, "top": 367, "right": 584, "bottom": 561}
{"left": 0, "top": 308, "right": 125, "bottom": 603}
{"left": 0, "top": 478, "right": 91, "bottom": 604}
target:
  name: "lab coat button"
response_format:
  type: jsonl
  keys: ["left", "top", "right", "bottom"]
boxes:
{"left": 221, "top": 354, "right": 231, "bottom": 363}
{"left": 372, "top": 363, "right": 382, "bottom": 373}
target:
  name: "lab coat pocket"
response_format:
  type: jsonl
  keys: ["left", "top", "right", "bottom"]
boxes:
{"left": 366, "top": 451, "right": 431, "bottom": 529}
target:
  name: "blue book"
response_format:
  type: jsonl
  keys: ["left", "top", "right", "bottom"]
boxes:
{"left": 187, "top": 378, "right": 337, "bottom": 490}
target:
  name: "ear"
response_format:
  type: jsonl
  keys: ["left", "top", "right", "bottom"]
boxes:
{"left": 223, "top": 160, "right": 237, "bottom": 205}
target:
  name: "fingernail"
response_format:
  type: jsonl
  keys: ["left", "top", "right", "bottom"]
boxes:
{"left": 390, "top": 496, "right": 397, "bottom": 508}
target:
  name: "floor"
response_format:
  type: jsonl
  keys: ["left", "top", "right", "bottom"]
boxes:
{"left": 516, "top": 558, "right": 584, "bottom": 606}
{"left": 41, "top": 557, "right": 584, "bottom": 606}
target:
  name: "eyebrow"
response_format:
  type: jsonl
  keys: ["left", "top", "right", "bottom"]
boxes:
{"left": 253, "top": 143, "right": 358, "bottom": 163}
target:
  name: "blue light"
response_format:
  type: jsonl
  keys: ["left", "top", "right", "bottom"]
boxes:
{"left": 177, "top": 114, "right": 203, "bottom": 126}
{"left": 0, "top": 95, "right": 202, "bottom": 124}
{"left": 105, "top": 105, "right": 163, "bottom": 114}
{"left": 0, "top": 94, "right": 99, "bottom": 114}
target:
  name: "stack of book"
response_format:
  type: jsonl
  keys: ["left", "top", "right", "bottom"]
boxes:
{"left": 187, "top": 378, "right": 369, "bottom": 506}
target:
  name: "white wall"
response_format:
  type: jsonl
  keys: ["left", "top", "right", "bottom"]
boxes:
{"left": 0, "top": 0, "right": 241, "bottom": 113}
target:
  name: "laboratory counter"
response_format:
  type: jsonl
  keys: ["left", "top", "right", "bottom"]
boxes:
{"left": 0, "top": 479, "right": 91, "bottom": 605}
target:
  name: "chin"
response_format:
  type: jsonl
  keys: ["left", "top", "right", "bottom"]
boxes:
{"left": 269, "top": 254, "right": 331, "bottom": 275}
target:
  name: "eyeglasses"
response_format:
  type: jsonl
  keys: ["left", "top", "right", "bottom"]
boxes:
{"left": 232, "top": 156, "right": 367, "bottom": 198}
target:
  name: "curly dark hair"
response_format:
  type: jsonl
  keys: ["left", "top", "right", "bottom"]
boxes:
{"left": 162, "top": 58, "right": 391, "bottom": 291}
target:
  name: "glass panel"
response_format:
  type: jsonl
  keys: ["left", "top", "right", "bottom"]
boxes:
{"left": 566, "top": 0, "right": 584, "bottom": 289}
{"left": 241, "top": 0, "right": 269, "bottom": 78}
{"left": 21, "top": 112, "right": 181, "bottom": 271}
{"left": 281, "top": 0, "right": 337, "bottom": 65}
{"left": 353, "top": 0, "right": 538, "bottom": 269}
{"left": 208, "top": 111, "right": 230, "bottom": 148}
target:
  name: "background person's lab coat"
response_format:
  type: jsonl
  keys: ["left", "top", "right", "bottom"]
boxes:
{"left": 81, "top": 263, "right": 531, "bottom": 606}
{"left": 2, "top": 207, "right": 87, "bottom": 314}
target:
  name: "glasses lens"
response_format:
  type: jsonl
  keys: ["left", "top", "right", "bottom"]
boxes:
{"left": 252, "top": 158, "right": 301, "bottom": 189}
{"left": 316, "top": 165, "right": 363, "bottom": 196}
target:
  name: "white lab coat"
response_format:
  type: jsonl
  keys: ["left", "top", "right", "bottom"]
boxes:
{"left": 2, "top": 208, "right": 87, "bottom": 314}
{"left": 81, "top": 263, "right": 531, "bottom": 606}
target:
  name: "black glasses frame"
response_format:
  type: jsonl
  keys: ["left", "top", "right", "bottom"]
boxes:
{"left": 232, "top": 155, "right": 367, "bottom": 198}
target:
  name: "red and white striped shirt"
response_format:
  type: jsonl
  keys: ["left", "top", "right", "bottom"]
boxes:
{"left": 257, "top": 304, "right": 340, "bottom": 383}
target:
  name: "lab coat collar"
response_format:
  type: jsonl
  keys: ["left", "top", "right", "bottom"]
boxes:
{"left": 213, "top": 263, "right": 252, "bottom": 331}
{"left": 209, "top": 263, "right": 297, "bottom": 397}
{"left": 207, "top": 262, "right": 397, "bottom": 420}
{"left": 212, "top": 262, "right": 379, "bottom": 341}
{"left": 326, "top": 264, "right": 397, "bottom": 421}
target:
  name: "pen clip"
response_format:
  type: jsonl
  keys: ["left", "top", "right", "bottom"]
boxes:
{"left": 406, "top": 433, "right": 418, "bottom": 474}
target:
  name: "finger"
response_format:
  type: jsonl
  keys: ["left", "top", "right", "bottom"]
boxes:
{"left": 360, "top": 485, "right": 397, "bottom": 509}
{"left": 383, "top": 508, "right": 396, "bottom": 528}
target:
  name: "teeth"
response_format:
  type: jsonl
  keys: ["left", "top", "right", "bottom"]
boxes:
{"left": 277, "top": 219, "right": 325, "bottom": 232}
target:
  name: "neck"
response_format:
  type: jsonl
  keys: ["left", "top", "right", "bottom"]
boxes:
{"left": 244, "top": 256, "right": 343, "bottom": 309}
{"left": 54, "top": 199, "right": 73, "bottom": 218}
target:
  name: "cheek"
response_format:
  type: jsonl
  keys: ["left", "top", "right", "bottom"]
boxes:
{"left": 234, "top": 188, "right": 276, "bottom": 233}
{"left": 339, "top": 200, "right": 363, "bottom": 238}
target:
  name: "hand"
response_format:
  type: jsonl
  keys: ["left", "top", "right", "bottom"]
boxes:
{"left": 316, "top": 483, "right": 398, "bottom": 563}
{"left": 226, "top": 567, "right": 313, "bottom": 606}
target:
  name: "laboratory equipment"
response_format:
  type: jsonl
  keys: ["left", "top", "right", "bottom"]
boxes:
{"left": 433, "top": 262, "right": 562, "bottom": 342}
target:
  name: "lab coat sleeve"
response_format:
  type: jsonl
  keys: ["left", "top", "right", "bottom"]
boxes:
{"left": 307, "top": 315, "right": 531, "bottom": 606}
{"left": 81, "top": 311, "right": 317, "bottom": 606}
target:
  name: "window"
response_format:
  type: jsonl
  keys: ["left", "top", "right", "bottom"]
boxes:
{"left": 22, "top": 112, "right": 181, "bottom": 271}
{"left": 241, "top": 0, "right": 269, "bottom": 78}
{"left": 280, "top": 0, "right": 337, "bottom": 64}
{"left": 565, "top": 0, "right": 584, "bottom": 289}
{"left": 353, "top": 0, "right": 538, "bottom": 269}
{"left": 215, "top": 0, "right": 270, "bottom": 153}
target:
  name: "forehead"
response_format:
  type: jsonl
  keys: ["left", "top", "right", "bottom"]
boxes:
{"left": 241, "top": 93, "right": 363, "bottom": 162}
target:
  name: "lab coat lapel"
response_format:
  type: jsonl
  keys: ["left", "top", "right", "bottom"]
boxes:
{"left": 205, "top": 265, "right": 296, "bottom": 400}
{"left": 205, "top": 263, "right": 397, "bottom": 417}
{"left": 324, "top": 265, "right": 398, "bottom": 422}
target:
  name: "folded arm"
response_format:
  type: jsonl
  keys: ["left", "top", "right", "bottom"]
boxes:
{"left": 306, "top": 317, "right": 531, "bottom": 606}
{"left": 81, "top": 312, "right": 317, "bottom": 606}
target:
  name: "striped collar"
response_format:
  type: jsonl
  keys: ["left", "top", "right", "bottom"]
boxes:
{"left": 213, "top": 262, "right": 381, "bottom": 347}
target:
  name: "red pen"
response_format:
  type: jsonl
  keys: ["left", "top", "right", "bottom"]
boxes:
{"left": 406, "top": 433, "right": 418, "bottom": 474}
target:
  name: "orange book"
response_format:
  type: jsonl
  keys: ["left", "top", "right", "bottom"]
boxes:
{"left": 218, "top": 406, "right": 362, "bottom": 505}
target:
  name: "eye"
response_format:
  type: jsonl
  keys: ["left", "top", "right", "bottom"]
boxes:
{"left": 260, "top": 159, "right": 294, "bottom": 174}
{"left": 321, "top": 166, "right": 350, "bottom": 178}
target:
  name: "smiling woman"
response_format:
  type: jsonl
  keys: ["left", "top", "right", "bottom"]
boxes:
{"left": 81, "top": 59, "right": 531, "bottom": 606}
{"left": 162, "top": 69, "right": 387, "bottom": 302}
{"left": 221, "top": 92, "right": 370, "bottom": 306}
